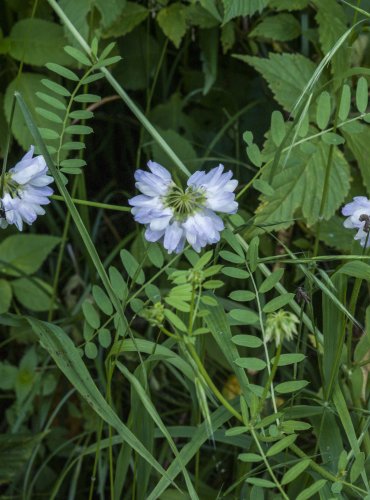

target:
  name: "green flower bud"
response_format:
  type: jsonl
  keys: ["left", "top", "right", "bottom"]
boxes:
{"left": 265, "top": 309, "right": 299, "bottom": 347}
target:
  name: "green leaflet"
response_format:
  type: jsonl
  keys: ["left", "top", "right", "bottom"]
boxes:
{"left": 27, "top": 318, "right": 173, "bottom": 482}
{"left": 235, "top": 53, "right": 320, "bottom": 113}
{"left": 255, "top": 140, "right": 350, "bottom": 229}
{"left": 222, "top": 0, "right": 268, "bottom": 23}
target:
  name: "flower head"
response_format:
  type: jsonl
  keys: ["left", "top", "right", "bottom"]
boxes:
{"left": 342, "top": 196, "right": 370, "bottom": 248}
{"left": 0, "top": 146, "right": 53, "bottom": 231}
{"left": 265, "top": 309, "right": 299, "bottom": 347}
{"left": 129, "top": 161, "right": 238, "bottom": 254}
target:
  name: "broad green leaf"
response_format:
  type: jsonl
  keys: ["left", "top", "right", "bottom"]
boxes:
{"left": 58, "top": 0, "right": 91, "bottom": 42}
{"left": 92, "top": 285, "right": 114, "bottom": 316}
{"left": 11, "top": 278, "right": 53, "bottom": 312}
{"left": 250, "top": 13, "right": 300, "bottom": 41}
{"left": 94, "top": 0, "right": 128, "bottom": 29}
{"left": 235, "top": 357, "right": 266, "bottom": 371}
{"left": 229, "top": 309, "right": 259, "bottom": 324}
{"left": 27, "top": 319, "right": 169, "bottom": 482}
{"left": 269, "top": 0, "right": 309, "bottom": 10}
{"left": 232, "top": 334, "right": 262, "bottom": 348}
{"left": 222, "top": 0, "right": 268, "bottom": 23}
{"left": 5, "top": 74, "right": 66, "bottom": 148}
{"left": 275, "top": 380, "right": 308, "bottom": 394}
{"left": 266, "top": 434, "right": 297, "bottom": 456}
{"left": 82, "top": 300, "right": 100, "bottom": 329}
{"left": 0, "top": 235, "right": 60, "bottom": 276}
{"left": 263, "top": 293, "right": 294, "bottom": 313}
{"left": 256, "top": 141, "right": 350, "bottom": 229}
{"left": 281, "top": 459, "right": 310, "bottom": 485}
{"left": 152, "top": 128, "right": 198, "bottom": 172}
{"left": 0, "top": 279, "right": 12, "bottom": 314}
{"left": 342, "top": 122, "right": 370, "bottom": 195}
{"left": 336, "top": 261, "right": 370, "bottom": 280}
{"left": 7, "top": 19, "right": 72, "bottom": 66}
{"left": 296, "top": 479, "right": 327, "bottom": 500}
{"left": 0, "top": 434, "right": 45, "bottom": 485}
{"left": 157, "top": 3, "right": 187, "bottom": 48}
{"left": 236, "top": 53, "right": 319, "bottom": 113}
{"left": 313, "top": 0, "right": 349, "bottom": 77}
{"left": 102, "top": 2, "right": 149, "bottom": 38}
{"left": 229, "top": 290, "right": 255, "bottom": 302}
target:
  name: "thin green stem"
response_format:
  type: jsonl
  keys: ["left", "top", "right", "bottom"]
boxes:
{"left": 254, "top": 343, "right": 282, "bottom": 421}
{"left": 51, "top": 194, "right": 130, "bottom": 212}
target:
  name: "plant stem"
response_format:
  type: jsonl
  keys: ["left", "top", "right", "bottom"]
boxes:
{"left": 51, "top": 194, "right": 130, "bottom": 212}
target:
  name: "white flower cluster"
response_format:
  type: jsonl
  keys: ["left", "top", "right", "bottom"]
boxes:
{"left": 342, "top": 196, "right": 370, "bottom": 248}
{"left": 129, "top": 161, "right": 238, "bottom": 253}
{"left": 0, "top": 146, "right": 53, "bottom": 231}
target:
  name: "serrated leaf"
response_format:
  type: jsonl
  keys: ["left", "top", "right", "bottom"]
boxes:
{"left": 316, "top": 91, "right": 331, "bottom": 130}
{"left": 46, "top": 63, "right": 79, "bottom": 81}
{"left": 275, "top": 380, "right": 309, "bottom": 394}
{"left": 256, "top": 140, "right": 350, "bottom": 229}
{"left": 250, "top": 13, "right": 300, "bottom": 41}
{"left": 232, "top": 334, "right": 262, "bottom": 348}
{"left": 342, "top": 122, "right": 370, "bottom": 195}
{"left": 102, "top": 2, "right": 149, "bottom": 38}
{"left": 281, "top": 458, "right": 310, "bottom": 485}
{"left": 270, "top": 0, "right": 309, "bottom": 10}
{"left": 314, "top": 0, "right": 348, "bottom": 77}
{"left": 222, "top": 0, "right": 268, "bottom": 23}
{"left": 236, "top": 52, "right": 319, "bottom": 113}
{"left": 7, "top": 19, "right": 72, "bottom": 66}
{"left": 157, "top": 3, "right": 187, "bottom": 48}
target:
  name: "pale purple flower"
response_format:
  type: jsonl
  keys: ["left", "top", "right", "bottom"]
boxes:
{"left": 0, "top": 146, "right": 53, "bottom": 231}
{"left": 129, "top": 161, "right": 238, "bottom": 254}
{"left": 342, "top": 196, "right": 370, "bottom": 248}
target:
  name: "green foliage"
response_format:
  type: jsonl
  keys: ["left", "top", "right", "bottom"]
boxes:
{"left": 1, "top": 1, "right": 370, "bottom": 498}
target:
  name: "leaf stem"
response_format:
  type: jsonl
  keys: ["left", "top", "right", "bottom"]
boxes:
{"left": 51, "top": 194, "right": 130, "bottom": 212}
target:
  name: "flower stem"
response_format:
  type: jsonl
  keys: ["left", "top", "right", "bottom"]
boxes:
{"left": 51, "top": 194, "right": 130, "bottom": 212}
